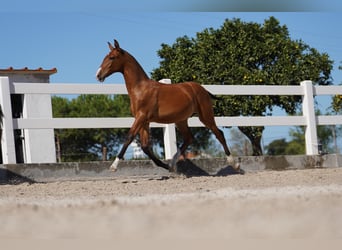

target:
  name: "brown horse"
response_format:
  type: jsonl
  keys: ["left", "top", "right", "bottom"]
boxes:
{"left": 96, "top": 39, "right": 239, "bottom": 171}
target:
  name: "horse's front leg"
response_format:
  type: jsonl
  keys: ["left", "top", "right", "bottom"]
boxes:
{"left": 110, "top": 116, "right": 144, "bottom": 171}
{"left": 140, "top": 124, "right": 170, "bottom": 171}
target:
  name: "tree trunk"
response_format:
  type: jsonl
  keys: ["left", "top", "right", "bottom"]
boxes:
{"left": 55, "top": 132, "right": 61, "bottom": 163}
{"left": 238, "top": 126, "right": 264, "bottom": 156}
{"left": 102, "top": 146, "right": 107, "bottom": 161}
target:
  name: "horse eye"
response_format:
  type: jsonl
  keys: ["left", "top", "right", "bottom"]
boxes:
{"left": 109, "top": 56, "right": 115, "bottom": 60}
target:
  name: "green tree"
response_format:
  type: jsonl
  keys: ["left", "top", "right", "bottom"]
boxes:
{"left": 332, "top": 93, "right": 342, "bottom": 114}
{"left": 328, "top": 63, "right": 342, "bottom": 153}
{"left": 52, "top": 94, "right": 131, "bottom": 162}
{"left": 265, "top": 128, "right": 305, "bottom": 155}
{"left": 331, "top": 63, "right": 342, "bottom": 114}
{"left": 151, "top": 16, "right": 333, "bottom": 155}
{"left": 265, "top": 138, "right": 288, "bottom": 155}
{"left": 286, "top": 127, "right": 306, "bottom": 155}
{"left": 267, "top": 120, "right": 335, "bottom": 156}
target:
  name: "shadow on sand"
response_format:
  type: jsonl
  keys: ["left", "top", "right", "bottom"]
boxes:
{"left": 175, "top": 159, "right": 245, "bottom": 177}
{"left": 0, "top": 168, "right": 36, "bottom": 185}
{"left": 0, "top": 158, "right": 244, "bottom": 185}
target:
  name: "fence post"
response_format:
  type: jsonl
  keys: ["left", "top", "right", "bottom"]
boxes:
{"left": 0, "top": 77, "right": 17, "bottom": 163}
{"left": 158, "top": 79, "right": 178, "bottom": 159}
{"left": 301, "top": 80, "right": 319, "bottom": 155}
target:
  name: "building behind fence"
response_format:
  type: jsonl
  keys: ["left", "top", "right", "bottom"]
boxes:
{"left": 1, "top": 70, "right": 342, "bottom": 164}
{"left": 0, "top": 68, "right": 57, "bottom": 164}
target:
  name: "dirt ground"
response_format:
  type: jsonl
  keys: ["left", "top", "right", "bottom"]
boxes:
{"left": 0, "top": 167, "right": 342, "bottom": 241}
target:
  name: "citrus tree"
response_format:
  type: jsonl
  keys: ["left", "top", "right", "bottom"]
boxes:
{"left": 151, "top": 16, "right": 333, "bottom": 155}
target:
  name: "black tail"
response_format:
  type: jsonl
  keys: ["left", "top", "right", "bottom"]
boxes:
{"left": 207, "top": 91, "right": 223, "bottom": 101}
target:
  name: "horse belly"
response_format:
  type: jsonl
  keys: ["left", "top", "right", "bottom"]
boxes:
{"left": 155, "top": 97, "right": 194, "bottom": 123}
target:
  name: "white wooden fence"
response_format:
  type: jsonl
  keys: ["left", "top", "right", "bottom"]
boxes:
{"left": 1, "top": 76, "right": 342, "bottom": 164}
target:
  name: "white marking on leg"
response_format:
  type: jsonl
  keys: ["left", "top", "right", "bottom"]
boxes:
{"left": 227, "top": 155, "right": 240, "bottom": 170}
{"left": 110, "top": 157, "right": 120, "bottom": 171}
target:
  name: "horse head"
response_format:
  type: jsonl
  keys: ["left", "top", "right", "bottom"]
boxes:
{"left": 96, "top": 39, "right": 125, "bottom": 82}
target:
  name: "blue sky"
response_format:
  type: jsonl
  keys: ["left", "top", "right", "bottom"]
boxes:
{"left": 1, "top": 12, "right": 341, "bottom": 84}
{"left": 1, "top": 2, "right": 342, "bottom": 151}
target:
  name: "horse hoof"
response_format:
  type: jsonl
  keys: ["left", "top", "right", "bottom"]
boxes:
{"left": 227, "top": 156, "right": 240, "bottom": 171}
{"left": 168, "top": 164, "right": 177, "bottom": 173}
{"left": 109, "top": 165, "right": 118, "bottom": 172}
{"left": 109, "top": 157, "right": 120, "bottom": 172}
{"left": 171, "top": 149, "right": 181, "bottom": 165}
{"left": 170, "top": 148, "right": 181, "bottom": 171}
{"left": 234, "top": 161, "right": 241, "bottom": 171}
{"left": 109, "top": 167, "right": 117, "bottom": 172}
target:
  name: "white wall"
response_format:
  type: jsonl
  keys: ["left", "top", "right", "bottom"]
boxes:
{"left": 1, "top": 73, "right": 56, "bottom": 163}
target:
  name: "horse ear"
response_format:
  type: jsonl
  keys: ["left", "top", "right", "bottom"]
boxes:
{"left": 107, "top": 42, "right": 115, "bottom": 51}
{"left": 114, "top": 39, "right": 120, "bottom": 49}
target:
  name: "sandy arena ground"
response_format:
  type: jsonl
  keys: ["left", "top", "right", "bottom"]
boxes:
{"left": 0, "top": 168, "right": 342, "bottom": 240}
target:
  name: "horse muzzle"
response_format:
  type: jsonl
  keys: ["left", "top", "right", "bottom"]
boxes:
{"left": 97, "top": 76, "right": 105, "bottom": 83}
{"left": 96, "top": 67, "right": 105, "bottom": 82}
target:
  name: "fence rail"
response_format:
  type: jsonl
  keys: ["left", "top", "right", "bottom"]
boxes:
{"left": 1, "top": 77, "right": 342, "bottom": 164}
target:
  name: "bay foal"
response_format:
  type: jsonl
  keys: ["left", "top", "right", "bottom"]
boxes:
{"left": 96, "top": 39, "right": 239, "bottom": 171}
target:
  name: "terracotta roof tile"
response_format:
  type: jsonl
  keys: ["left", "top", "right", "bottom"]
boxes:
{"left": 0, "top": 67, "right": 57, "bottom": 75}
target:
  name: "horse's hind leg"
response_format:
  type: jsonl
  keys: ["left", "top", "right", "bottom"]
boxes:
{"left": 175, "top": 120, "right": 194, "bottom": 158}
{"left": 140, "top": 124, "right": 170, "bottom": 170}
{"left": 169, "top": 120, "right": 194, "bottom": 169}
{"left": 206, "top": 121, "right": 240, "bottom": 170}
{"left": 199, "top": 113, "right": 240, "bottom": 170}
{"left": 205, "top": 120, "right": 231, "bottom": 156}
{"left": 198, "top": 109, "right": 230, "bottom": 155}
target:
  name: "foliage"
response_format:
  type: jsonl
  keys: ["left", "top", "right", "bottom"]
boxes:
{"left": 266, "top": 122, "right": 335, "bottom": 155}
{"left": 331, "top": 63, "right": 342, "bottom": 113}
{"left": 331, "top": 93, "right": 342, "bottom": 114}
{"left": 286, "top": 127, "right": 306, "bottom": 155}
{"left": 265, "top": 127, "right": 306, "bottom": 155}
{"left": 151, "top": 16, "right": 333, "bottom": 155}
{"left": 52, "top": 94, "right": 131, "bottom": 162}
{"left": 265, "top": 138, "right": 288, "bottom": 156}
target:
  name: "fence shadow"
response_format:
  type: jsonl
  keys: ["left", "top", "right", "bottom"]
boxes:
{"left": 175, "top": 159, "right": 244, "bottom": 177}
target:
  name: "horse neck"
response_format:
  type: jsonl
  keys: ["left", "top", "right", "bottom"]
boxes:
{"left": 122, "top": 52, "right": 150, "bottom": 92}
